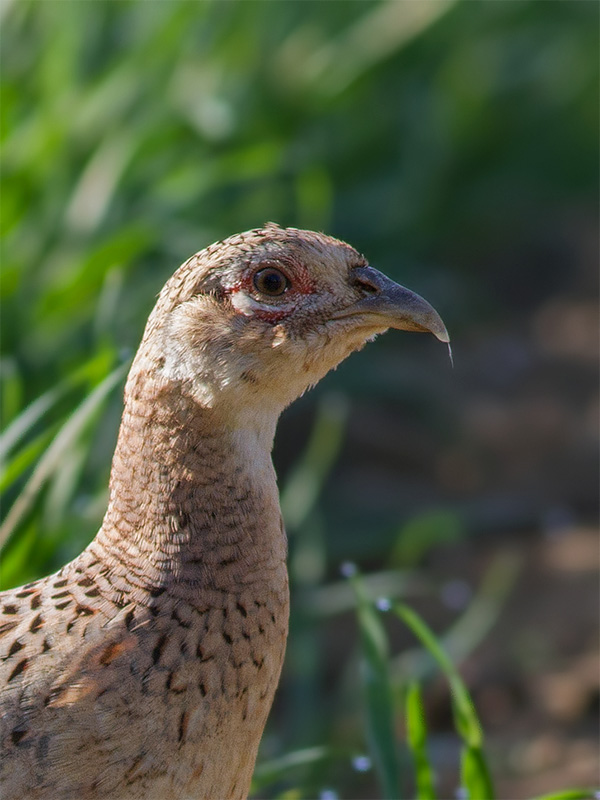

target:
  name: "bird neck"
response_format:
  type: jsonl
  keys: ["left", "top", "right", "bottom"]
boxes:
{"left": 90, "top": 370, "right": 286, "bottom": 604}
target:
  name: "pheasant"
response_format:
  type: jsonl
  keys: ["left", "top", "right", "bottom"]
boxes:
{"left": 0, "top": 224, "right": 448, "bottom": 800}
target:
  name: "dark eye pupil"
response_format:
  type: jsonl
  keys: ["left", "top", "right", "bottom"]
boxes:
{"left": 254, "top": 268, "right": 288, "bottom": 296}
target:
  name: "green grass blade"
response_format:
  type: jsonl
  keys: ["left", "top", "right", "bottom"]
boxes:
{"left": 0, "top": 426, "right": 57, "bottom": 492}
{"left": 280, "top": 393, "right": 348, "bottom": 532}
{"left": 300, "top": 569, "right": 421, "bottom": 619}
{"left": 392, "top": 553, "right": 521, "bottom": 688}
{"left": 349, "top": 570, "right": 401, "bottom": 800}
{"left": 0, "top": 357, "right": 23, "bottom": 429}
{"left": 0, "top": 380, "right": 70, "bottom": 457}
{"left": 44, "top": 440, "right": 88, "bottom": 529}
{"left": 251, "top": 746, "right": 331, "bottom": 793}
{"left": 0, "top": 349, "right": 119, "bottom": 458}
{"left": 392, "top": 602, "right": 482, "bottom": 747}
{"left": 461, "top": 744, "right": 495, "bottom": 800}
{"left": 405, "top": 681, "right": 436, "bottom": 800}
{"left": 391, "top": 601, "right": 495, "bottom": 800}
{"left": 0, "top": 520, "right": 39, "bottom": 589}
{"left": 0, "top": 361, "right": 129, "bottom": 550}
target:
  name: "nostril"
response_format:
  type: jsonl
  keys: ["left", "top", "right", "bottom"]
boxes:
{"left": 357, "top": 281, "right": 379, "bottom": 295}
{"left": 353, "top": 274, "right": 380, "bottom": 296}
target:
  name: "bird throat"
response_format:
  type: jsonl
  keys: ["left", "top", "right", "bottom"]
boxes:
{"left": 90, "top": 372, "right": 287, "bottom": 609}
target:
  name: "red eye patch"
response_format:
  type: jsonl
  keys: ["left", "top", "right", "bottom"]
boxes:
{"left": 233, "top": 259, "right": 316, "bottom": 296}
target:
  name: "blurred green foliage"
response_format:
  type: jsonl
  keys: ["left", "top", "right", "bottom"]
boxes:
{"left": 2, "top": 0, "right": 597, "bottom": 578}
{"left": 1, "top": 1, "right": 597, "bottom": 797}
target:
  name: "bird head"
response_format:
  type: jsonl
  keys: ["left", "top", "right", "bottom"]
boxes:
{"left": 137, "top": 224, "right": 449, "bottom": 430}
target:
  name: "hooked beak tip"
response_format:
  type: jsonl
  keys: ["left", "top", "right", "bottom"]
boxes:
{"left": 351, "top": 266, "right": 450, "bottom": 345}
{"left": 430, "top": 320, "right": 451, "bottom": 345}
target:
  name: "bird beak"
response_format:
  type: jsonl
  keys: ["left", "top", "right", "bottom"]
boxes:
{"left": 334, "top": 266, "right": 450, "bottom": 344}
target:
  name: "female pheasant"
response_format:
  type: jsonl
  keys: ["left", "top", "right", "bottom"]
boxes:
{"left": 0, "top": 224, "right": 448, "bottom": 800}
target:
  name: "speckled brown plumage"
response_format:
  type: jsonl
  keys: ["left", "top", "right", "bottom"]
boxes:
{"left": 0, "top": 224, "right": 448, "bottom": 800}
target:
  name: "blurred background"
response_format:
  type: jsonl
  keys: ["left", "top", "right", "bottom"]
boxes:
{"left": 1, "top": 1, "right": 598, "bottom": 797}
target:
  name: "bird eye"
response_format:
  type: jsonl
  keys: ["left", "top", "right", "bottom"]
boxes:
{"left": 253, "top": 267, "right": 289, "bottom": 297}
